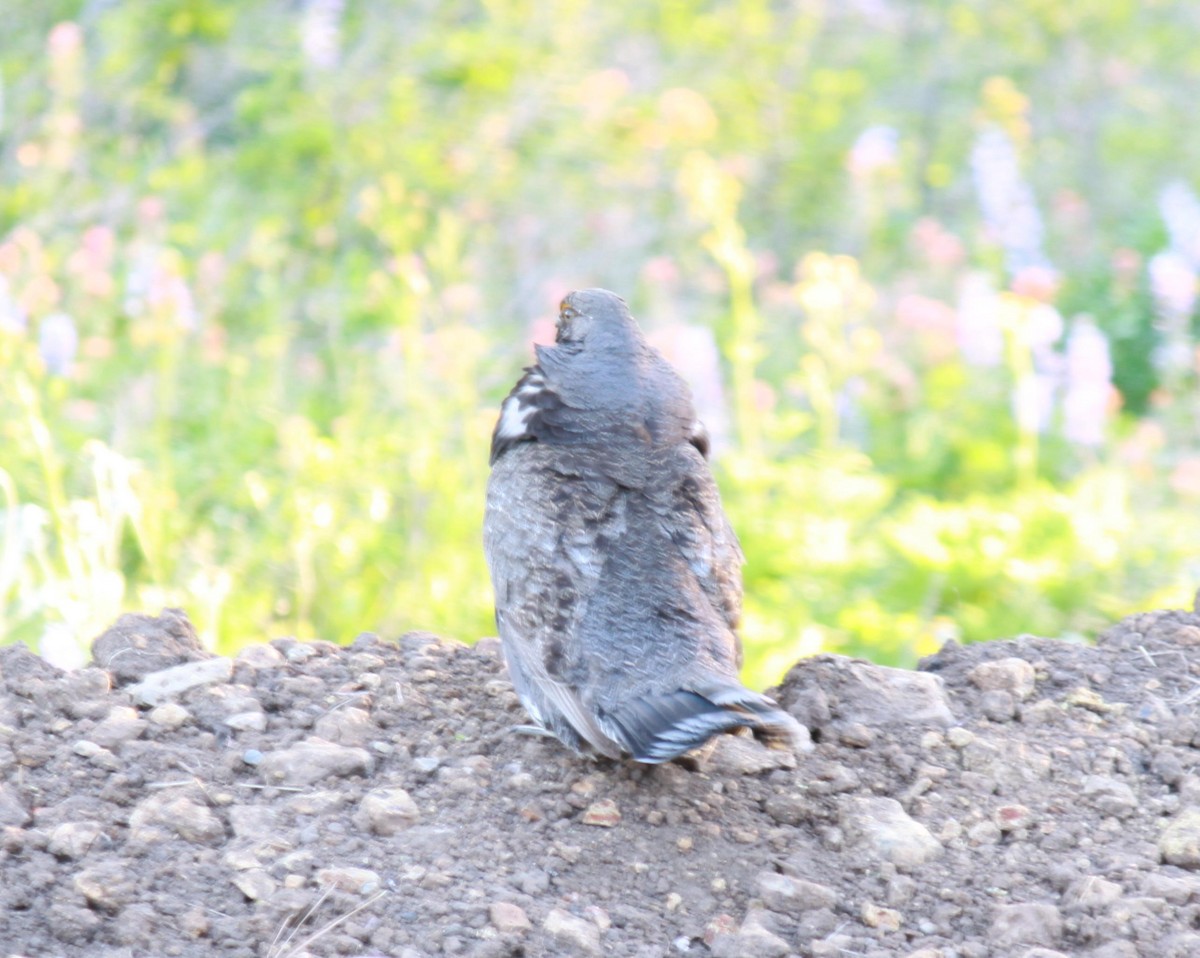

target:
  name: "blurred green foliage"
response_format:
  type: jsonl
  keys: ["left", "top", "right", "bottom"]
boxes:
{"left": 2, "top": 0, "right": 1200, "bottom": 686}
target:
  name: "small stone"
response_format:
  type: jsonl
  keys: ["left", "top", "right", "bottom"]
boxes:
{"left": 128, "top": 792, "right": 224, "bottom": 846}
{"left": 235, "top": 644, "right": 286, "bottom": 668}
{"left": 704, "top": 914, "right": 737, "bottom": 946}
{"left": 88, "top": 706, "right": 146, "bottom": 747}
{"left": 227, "top": 804, "right": 278, "bottom": 841}
{"left": 989, "top": 903, "right": 1063, "bottom": 948}
{"left": 148, "top": 703, "right": 190, "bottom": 728}
{"left": 543, "top": 907, "right": 601, "bottom": 955}
{"left": 763, "top": 792, "right": 809, "bottom": 826}
{"left": 257, "top": 738, "right": 374, "bottom": 787}
{"left": 1065, "top": 687, "right": 1118, "bottom": 714}
{"left": 128, "top": 657, "right": 234, "bottom": 707}
{"left": 710, "top": 911, "right": 789, "bottom": 958}
{"left": 1082, "top": 775, "right": 1136, "bottom": 818}
{"left": 1160, "top": 807, "right": 1200, "bottom": 868}
{"left": 967, "top": 658, "right": 1037, "bottom": 700}
{"left": 488, "top": 901, "right": 531, "bottom": 934}
{"left": 981, "top": 690, "right": 1018, "bottom": 721}
{"left": 946, "top": 727, "right": 975, "bottom": 748}
{"left": 581, "top": 799, "right": 621, "bottom": 827}
{"left": 839, "top": 796, "right": 943, "bottom": 869}
{"left": 1018, "top": 950, "right": 1069, "bottom": 958}
{"left": 995, "top": 804, "right": 1032, "bottom": 831}
{"left": 317, "top": 866, "right": 380, "bottom": 894}
{"left": 354, "top": 787, "right": 420, "bottom": 835}
{"left": 1062, "top": 876, "right": 1122, "bottom": 910}
{"left": 676, "top": 836, "right": 693, "bottom": 852}
{"left": 838, "top": 722, "right": 875, "bottom": 747}
{"left": 861, "top": 901, "right": 902, "bottom": 930}
{"left": 0, "top": 785, "right": 30, "bottom": 827}
{"left": 706, "top": 734, "right": 801, "bottom": 775}
{"left": 73, "top": 862, "right": 134, "bottom": 910}
{"left": 48, "top": 821, "right": 103, "bottom": 859}
{"left": 313, "top": 707, "right": 375, "bottom": 746}
{"left": 754, "top": 872, "right": 837, "bottom": 915}
{"left": 224, "top": 711, "right": 267, "bottom": 732}
{"left": 232, "top": 869, "right": 277, "bottom": 901}
{"left": 967, "top": 820, "right": 1001, "bottom": 845}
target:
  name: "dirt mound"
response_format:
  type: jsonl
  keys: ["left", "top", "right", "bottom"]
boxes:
{"left": 3, "top": 602, "right": 1200, "bottom": 958}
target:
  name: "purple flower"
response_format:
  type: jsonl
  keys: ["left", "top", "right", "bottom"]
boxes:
{"left": 38, "top": 312, "right": 78, "bottom": 376}
{"left": 1063, "top": 316, "right": 1112, "bottom": 446}
{"left": 971, "top": 127, "right": 1050, "bottom": 277}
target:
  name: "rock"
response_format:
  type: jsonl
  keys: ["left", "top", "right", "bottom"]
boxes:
{"left": 224, "top": 710, "right": 267, "bottom": 732}
{"left": 981, "top": 689, "right": 1018, "bottom": 721}
{"left": 48, "top": 821, "right": 104, "bottom": 859}
{"left": 48, "top": 668, "right": 112, "bottom": 720}
{"left": 227, "top": 804, "right": 278, "bottom": 841}
{"left": 967, "top": 658, "right": 1037, "bottom": 700}
{"left": 754, "top": 872, "right": 838, "bottom": 915}
{"left": 129, "top": 793, "right": 225, "bottom": 846}
{"left": 232, "top": 869, "right": 277, "bottom": 901}
{"left": 0, "top": 785, "right": 30, "bottom": 826}
{"left": 839, "top": 796, "right": 943, "bottom": 869}
{"left": 148, "top": 703, "right": 190, "bottom": 728}
{"left": 581, "top": 799, "right": 621, "bottom": 827}
{"left": 1160, "top": 807, "right": 1200, "bottom": 868}
{"left": 995, "top": 804, "right": 1032, "bottom": 832}
{"left": 1082, "top": 775, "right": 1136, "bottom": 818}
{"left": 313, "top": 706, "right": 375, "bottom": 746}
{"left": 989, "top": 903, "right": 1063, "bottom": 948}
{"left": 128, "top": 657, "right": 234, "bottom": 707}
{"left": 354, "top": 787, "right": 421, "bottom": 835}
{"left": 706, "top": 733, "right": 804, "bottom": 774}
{"left": 317, "top": 866, "right": 381, "bottom": 894}
{"left": 90, "top": 608, "right": 206, "bottom": 683}
{"left": 1062, "top": 876, "right": 1122, "bottom": 911}
{"left": 88, "top": 706, "right": 146, "bottom": 747}
{"left": 257, "top": 738, "right": 374, "bottom": 787}
{"left": 543, "top": 907, "right": 601, "bottom": 955}
{"left": 778, "top": 655, "right": 955, "bottom": 729}
{"left": 861, "top": 901, "right": 902, "bottom": 930}
{"left": 73, "top": 862, "right": 135, "bottom": 910}
{"left": 234, "top": 644, "right": 286, "bottom": 669}
{"left": 489, "top": 901, "right": 532, "bottom": 933}
{"left": 710, "top": 911, "right": 790, "bottom": 958}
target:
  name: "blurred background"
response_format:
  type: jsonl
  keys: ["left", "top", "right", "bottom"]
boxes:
{"left": 3, "top": 0, "right": 1200, "bottom": 687}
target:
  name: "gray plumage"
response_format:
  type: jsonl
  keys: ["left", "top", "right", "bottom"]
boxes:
{"left": 483, "top": 288, "right": 802, "bottom": 763}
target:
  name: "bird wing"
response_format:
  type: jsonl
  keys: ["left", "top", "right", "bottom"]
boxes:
{"left": 649, "top": 442, "right": 745, "bottom": 641}
{"left": 483, "top": 440, "right": 626, "bottom": 758}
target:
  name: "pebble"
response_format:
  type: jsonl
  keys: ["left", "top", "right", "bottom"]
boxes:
{"left": 1062, "top": 876, "right": 1122, "bottom": 910}
{"left": 128, "top": 657, "right": 234, "bottom": 707}
{"left": 227, "top": 804, "right": 278, "bottom": 840}
{"left": 989, "top": 903, "right": 1063, "bottom": 948}
{"left": 235, "top": 644, "right": 286, "bottom": 669}
{"left": 542, "top": 907, "right": 601, "bottom": 955}
{"left": 581, "top": 799, "right": 621, "bottom": 827}
{"left": 994, "top": 804, "right": 1032, "bottom": 832}
{"left": 861, "top": 901, "right": 902, "bottom": 930}
{"left": 710, "top": 911, "right": 789, "bottom": 958}
{"left": 754, "top": 872, "right": 838, "bottom": 915}
{"left": 232, "top": 869, "right": 277, "bottom": 901}
{"left": 1160, "top": 806, "right": 1200, "bottom": 868}
{"left": 354, "top": 786, "right": 421, "bottom": 835}
{"left": 316, "top": 866, "right": 381, "bottom": 894}
{"left": 128, "top": 793, "right": 224, "bottom": 846}
{"left": 88, "top": 706, "right": 147, "bottom": 747}
{"left": 967, "top": 658, "right": 1037, "bottom": 699}
{"left": 1082, "top": 775, "right": 1137, "bottom": 818}
{"left": 47, "top": 821, "right": 103, "bottom": 859}
{"left": 256, "top": 738, "right": 374, "bottom": 787}
{"left": 0, "top": 785, "right": 30, "bottom": 827}
{"left": 488, "top": 901, "right": 531, "bottom": 933}
{"left": 839, "top": 797, "right": 943, "bottom": 869}
{"left": 148, "top": 703, "right": 190, "bottom": 728}
{"left": 73, "top": 862, "right": 134, "bottom": 910}
{"left": 224, "top": 711, "right": 267, "bottom": 732}
{"left": 706, "top": 734, "right": 800, "bottom": 774}
{"left": 778, "top": 658, "right": 955, "bottom": 728}
{"left": 313, "top": 706, "right": 375, "bottom": 746}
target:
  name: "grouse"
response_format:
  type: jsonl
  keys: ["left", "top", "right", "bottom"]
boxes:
{"left": 483, "top": 288, "right": 803, "bottom": 763}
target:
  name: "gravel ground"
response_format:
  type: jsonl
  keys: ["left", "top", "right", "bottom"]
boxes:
{"left": 3, "top": 600, "right": 1200, "bottom": 958}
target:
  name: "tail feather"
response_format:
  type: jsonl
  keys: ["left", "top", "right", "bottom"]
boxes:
{"left": 603, "top": 687, "right": 804, "bottom": 764}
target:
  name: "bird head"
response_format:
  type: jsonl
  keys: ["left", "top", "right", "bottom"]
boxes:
{"left": 552, "top": 289, "right": 643, "bottom": 353}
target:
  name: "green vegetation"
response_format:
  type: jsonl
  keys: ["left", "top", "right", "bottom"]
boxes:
{"left": 3, "top": 1, "right": 1199, "bottom": 686}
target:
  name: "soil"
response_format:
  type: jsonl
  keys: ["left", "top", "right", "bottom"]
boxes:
{"left": 3, "top": 600, "right": 1200, "bottom": 958}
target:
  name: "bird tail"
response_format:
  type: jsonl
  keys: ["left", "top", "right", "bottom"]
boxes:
{"left": 604, "top": 685, "right": 805, "bottom": 764}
